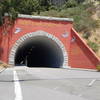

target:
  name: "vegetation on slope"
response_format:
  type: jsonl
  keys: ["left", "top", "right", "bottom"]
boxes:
{"left": 0, "top": 0, "right": 100, "bottom": 56}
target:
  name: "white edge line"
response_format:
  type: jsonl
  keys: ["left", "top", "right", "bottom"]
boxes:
{"left": 13, "top": 70, "right": 23, "bottom": 100}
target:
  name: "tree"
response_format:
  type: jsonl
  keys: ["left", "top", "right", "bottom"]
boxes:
{"left": 63, "top": 0, "right": 78, "bottom": 8}
{"left": 75, "top": 0, "right": 85, "bottom": 3}
{"left": 0, "top": 0, "right": 19, "bottom": 26}
{"left": 0, "top": 3, "right": 3, "bottom": 26}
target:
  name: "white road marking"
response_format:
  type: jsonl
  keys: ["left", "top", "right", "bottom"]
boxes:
{"left": 13, "top": 70, "right": 23, "bottom": 100}
{"left": 88, "top": 79, "right": 96, "bottom": 87}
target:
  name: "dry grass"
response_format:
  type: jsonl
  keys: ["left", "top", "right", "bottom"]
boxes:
{"left": 89, "top": 29, "right": 100, "bottom": 57}
{"left": 0, "top": 61, "right": 11, "bottom": 68}
{"left": 89, "top": 6, "right": 100, "bottom": 57}
{"left": 80, "top": 28, "right": 100, "bottom": 57}
{"left": 80, "top": 4, "right": 100, "bottom": 58}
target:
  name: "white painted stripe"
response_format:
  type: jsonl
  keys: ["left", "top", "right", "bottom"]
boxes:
{"left": 13, "top": 70, "right": 23, "bottom": 100}
{"left": 88, "top": 79, "right": 96, "bottom": 87}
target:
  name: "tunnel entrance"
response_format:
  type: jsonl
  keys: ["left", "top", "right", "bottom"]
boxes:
{"left": 15, "top": 36, "right": 64, "bottom": 68}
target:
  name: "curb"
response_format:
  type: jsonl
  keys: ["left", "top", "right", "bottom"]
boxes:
{"left": 64, "top": 67, "right": 97, "bottom": 72}
{"left": 14, "top": 66, "right": 98, "bottom": 72}
{"left": 27, "top": 66, "right": 97, "bottom": 72}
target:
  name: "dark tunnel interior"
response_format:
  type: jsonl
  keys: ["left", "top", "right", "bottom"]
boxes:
{"left": 15, "top": 37, "right": 64, "bottom": 68}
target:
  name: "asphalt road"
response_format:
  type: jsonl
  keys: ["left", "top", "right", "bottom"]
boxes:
{"left": 0, "top": 67, "right": 100, "bottom": 100}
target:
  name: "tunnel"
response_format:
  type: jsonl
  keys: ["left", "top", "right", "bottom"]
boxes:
{"left": 15, "top": 36, "right": 64, "bottom": 68}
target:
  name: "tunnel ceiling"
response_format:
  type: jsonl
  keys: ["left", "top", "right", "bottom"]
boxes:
{"left": 15, "top": 36, "right": 64, "bottom": 68}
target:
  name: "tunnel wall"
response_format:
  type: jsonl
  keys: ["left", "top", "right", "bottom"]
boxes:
{"left": 0, "top": 16, "right": 72, "bottom": 66}
{"left": 0, "top": 14, "right": 100, "bottom": 69}
{"left": 69, "top": 28, "right": 100, "bottom": 69}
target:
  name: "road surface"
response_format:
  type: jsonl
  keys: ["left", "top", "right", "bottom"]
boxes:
{"left": 0, "top": 67, "right": 100, "bottom": 100}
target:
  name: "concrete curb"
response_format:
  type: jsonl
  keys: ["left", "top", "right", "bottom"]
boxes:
{"left": 14, "top": 66, "right": 98, "bottom": 72}
{"left": 26, "top": 66, "right": 98, "bottom": 72}
{"left": 64, "top": 67, "right": 97, "bottom": 72}
{"left": 5, "top": 13, "right": 74, "bottom": 22}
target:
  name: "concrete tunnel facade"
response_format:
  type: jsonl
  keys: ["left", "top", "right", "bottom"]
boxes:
{"left": 0, "top": 14, "right": 100, "bottom": 69}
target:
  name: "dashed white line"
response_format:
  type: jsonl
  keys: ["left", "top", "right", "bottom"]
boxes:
{"left": 88, "top": 79, "right": 96, "bottom": 87}
{"left": 13, "top": 70, "right": 23, "bottom": 100}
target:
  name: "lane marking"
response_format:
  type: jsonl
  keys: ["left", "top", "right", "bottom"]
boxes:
{"left": 88, "top": 79, "right": 96, "bottom": 87}
{"left": 13, "top": 70, "right": 23, "bottom": 100}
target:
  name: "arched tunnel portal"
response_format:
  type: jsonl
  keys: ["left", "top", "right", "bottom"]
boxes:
{"left": 15, "top": 37, "right": 64, "bottom": 68}
{"left": 9, "top": 31, "right": 68, "bottom": 68}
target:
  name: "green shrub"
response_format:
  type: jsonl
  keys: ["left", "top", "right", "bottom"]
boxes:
{"left": 39, "top": 10, "right": 59, "bottom": 17}
{"left": 96, "top": 64, "right": 100, "bottom": 71}
{"left": 87, "top": 41, "right": 99, "bottom": 52}
{"left": 82, "top": 31, "right": 91, "bottom": 39}
{"left": 63, "top": 0, "right": 78, "bottom": 8}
